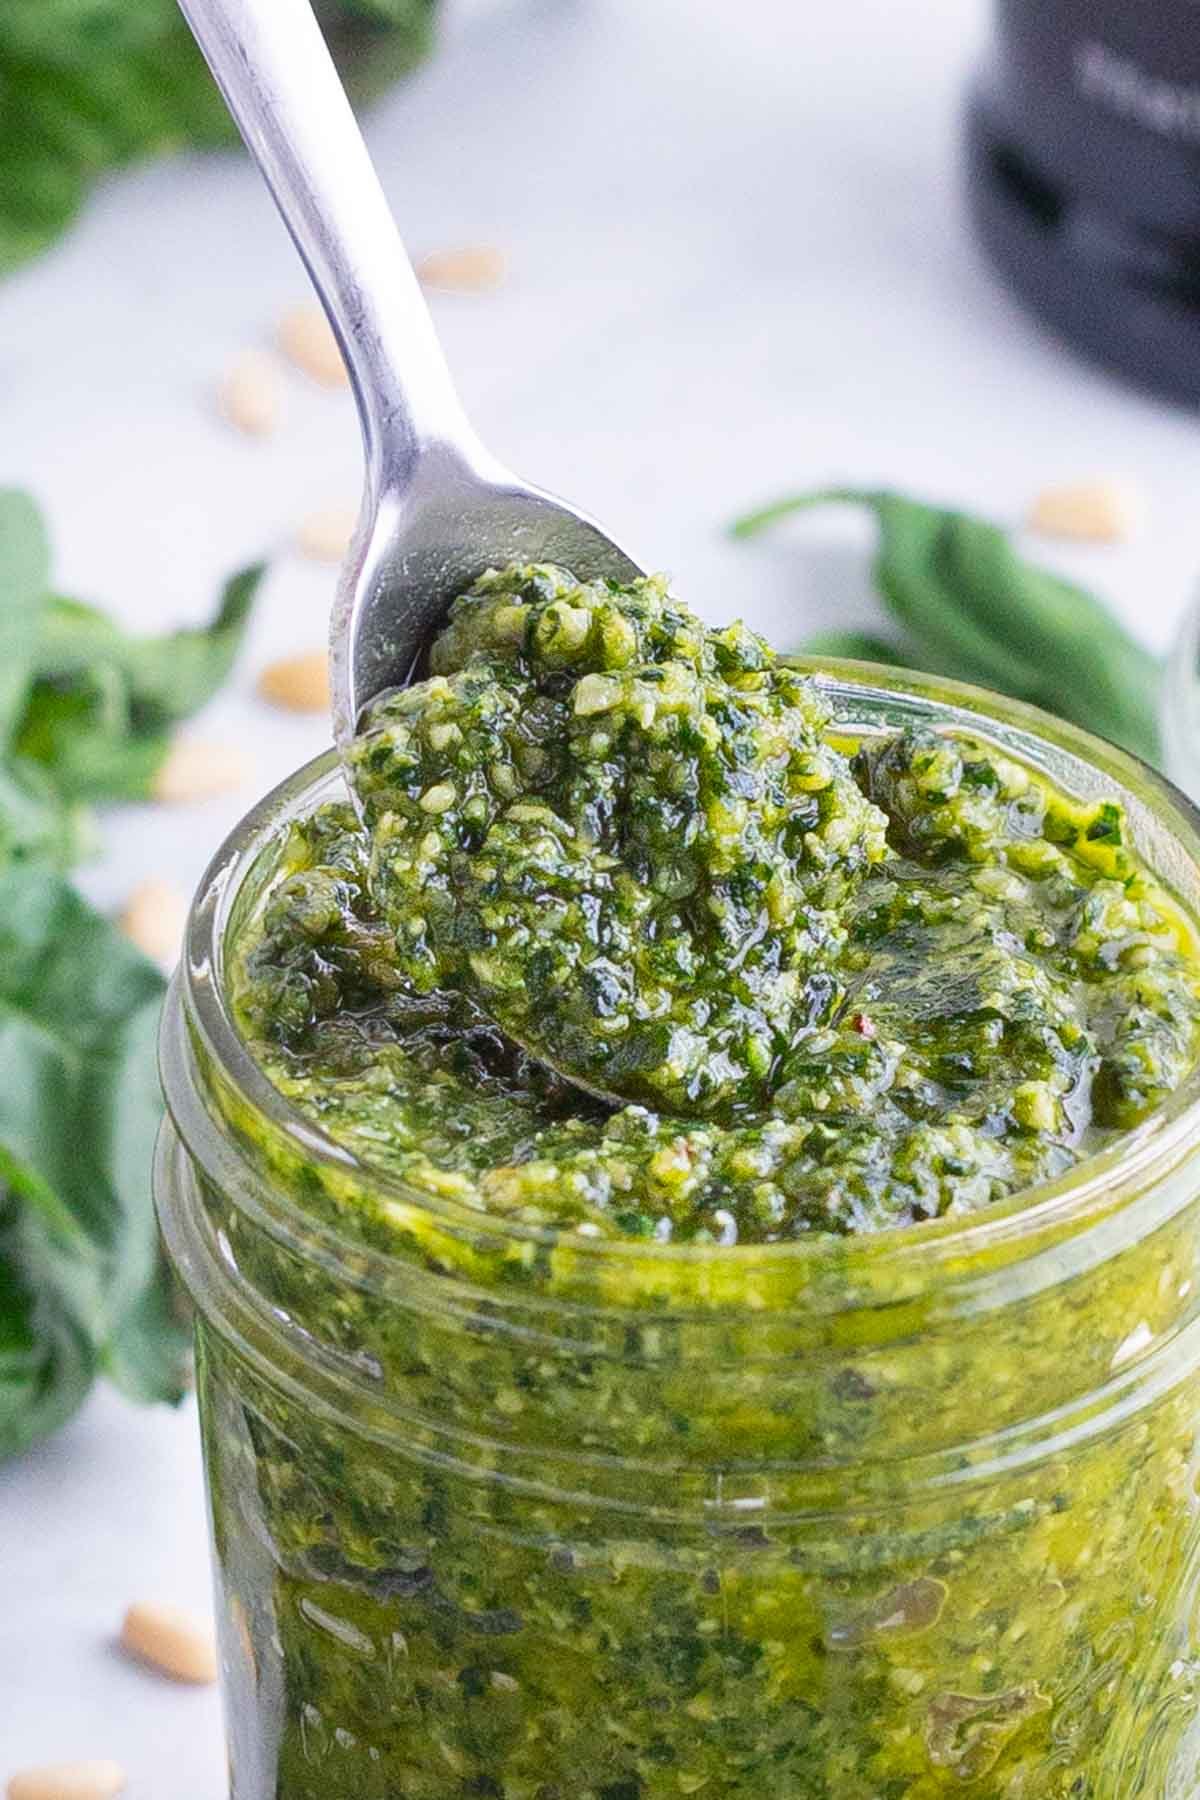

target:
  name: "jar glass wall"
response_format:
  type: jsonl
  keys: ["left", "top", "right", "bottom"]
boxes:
{"left": 1163, "top": 594, "right": 1200, "bottom": 809}
{"left": 157, "top": 670, "right": 1200, "bottom": 1800}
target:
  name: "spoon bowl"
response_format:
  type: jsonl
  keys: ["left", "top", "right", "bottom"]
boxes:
{"left": 333, "top": 441, "right": 642, "bottom": 743}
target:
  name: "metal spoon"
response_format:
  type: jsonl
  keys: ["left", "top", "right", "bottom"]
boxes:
{"left": 179, "top": 0, "right": 644, "bottom": 755}
{"left": 180, "top": 0, "right": 643, "bottom": 1110}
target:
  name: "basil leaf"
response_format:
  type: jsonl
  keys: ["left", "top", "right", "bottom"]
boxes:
{"left": 11, "top": 670, "right": 168, "bottom": 806}
{"left": 0, "top": 1197, "right": 96, "bottom": 1461}
{"left": 103, "top": 1256, "right": 190, "bottom": 1406}
{"left": 0, "top": 865, "right": 188, "bottom": 1458}
{"left": 0, "top": 1, "right": 436, "bottom": 276}
{"left": 1, "top": 0, "right": 199, "bottom": 66}
{"left": 793, "top": 630, "right": 910, "bottom": 667}
{"left": 0, "top": 489, "right": 256, "bottom": 1457}
{"left": 0, "top": 17, "right": 230, "bottom": 277}
{"left": 111, "top": 559, "right": 265, "bottom": 726}
{"left": 0, "top": 489, "right": 51, "bottom": 745}
{"left": 0, "top": 755, "right": 90, "bottom": 869}
{"left": 13, "top": 694, "right": 169, "bottom": 805}
{"left": 734, "top": 489, "right": 1163, "bottom": 766}
{"left": 15, "top": 561, "right": 265, "bottom": 802}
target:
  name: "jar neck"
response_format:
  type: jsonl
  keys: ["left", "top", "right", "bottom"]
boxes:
{"left": 159, "top": 965, "right": 1200, "bottom": 1523}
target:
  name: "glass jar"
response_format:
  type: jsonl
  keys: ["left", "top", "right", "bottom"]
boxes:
{"left": 157, "top": 669, "right": 1200, "bottom": 1800}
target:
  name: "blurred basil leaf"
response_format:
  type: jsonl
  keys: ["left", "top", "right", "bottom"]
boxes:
{"left": 16, "top": 562, "right": 266, "bottom": 802}
{"left": 734, "top": 487, "right": 1162, "bottom": 766}
{"left": 0, "top": 489, "right": 261, "bottom": 1458}
{"left": 0, "top": 865, "right": 189, "bottom": 1459}
{"left": 0, "top": 0, "right": 437, "bottom": 275}
{"left": 0, "top": 489, "right": 50, "bottom": 741}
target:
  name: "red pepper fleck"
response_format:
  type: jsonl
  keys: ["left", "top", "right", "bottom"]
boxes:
{"left": 851, "top": 1012, "right": 876, "bottom": 1038}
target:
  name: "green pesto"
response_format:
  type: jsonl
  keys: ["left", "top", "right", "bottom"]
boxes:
{"left": 236, "top": 564, "right": 1200, "bottom": 1243}
{"left": 200, "top": 567, "right": 1200, "bottom": 1800}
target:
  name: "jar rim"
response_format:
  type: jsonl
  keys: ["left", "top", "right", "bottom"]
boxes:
{"left": 171, "top": 659, "right": 1200, "bottom": 1281}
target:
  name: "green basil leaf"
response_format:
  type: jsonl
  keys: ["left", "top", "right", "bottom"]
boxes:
{"left": 0, "top": 754, "right": 90, "bottom": 870}
{"left": 0, "top": 865, "right": 188, "bottom": 1457}
{"left": 0, "top": 100, "right": 90, "bottom": 277}
{"left": 0, "top": 31, "right": 227, "bottom": 276}
{"left": 0, "top": 1195, "right": 96, "bottom": 1461}
{"left": 0, "top": 489, "right": 51, "bottom": 746}
{"left": 16, "top": 561, "right": 265, "bottom": 802}
{"left": 794, "top": 630, "right": 910, "bottom": 667}
{"left": 0, "top": 489, "right": 254, "bottom": 1458}
{"left": 313, "top": 0, "right": 439, "bottom": 107}
{"left": 0, "top": 1, "right": 437, "bottom": 276}
{"left": 733, "top": 488, "right": 1163, "bottom": 766}
{"left": 0, "top": 0, "right": 186, "bottom": 68}
{"left": 13, "top": 688, "right": 169, "bottom": 804}
{"left": 103, "top": 1255, "right": 190, "bottom": 1406}
{"left": 115, "top": 559, "right": 266, "bottom": 727}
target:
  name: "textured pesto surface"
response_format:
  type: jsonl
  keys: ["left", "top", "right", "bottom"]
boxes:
{"left": 236, "top": 565, "right": 1200, "bottom": 1242}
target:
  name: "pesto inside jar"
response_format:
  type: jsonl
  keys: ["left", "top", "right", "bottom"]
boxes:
{"left": 234, "top": 564, "right": 1200, "bottom": 1242}
{"left": 193, "top": 573, "right": 1200, "bottom": 1800}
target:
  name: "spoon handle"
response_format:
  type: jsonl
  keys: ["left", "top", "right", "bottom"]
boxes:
{"left": 179, "top": 0, "right": 479, "bottom": 495}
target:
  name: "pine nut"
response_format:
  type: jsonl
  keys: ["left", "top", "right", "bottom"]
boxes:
{"left": 419, "top": 781, "right": 456, "bottom": 814}
{"left": 296, "top": 504, "right": 356, "bottom": 563}
{"left": 257, "top": 650, "right": 331, "bottom": 714}
{"left": 118, "top": 880, "right": 188, "bottom": 971}
{"left": 1027, "top": 480, "right": 1141, "bottom": 543}
{"left": 7, "top": 1762, "right": 126, "bottom": 1800}
{"left": 417, "top": 245, "right": 507, "bottom": 292}
{"left": 120, "top": 1601, "right": 218, "bottom": 1685}
{"left": 217, "top": 350, "right": 282, "bottom": 437}
{"left": 152, "top": 738, "right": 253, "bottom": 804}
{"left": 229, "top": 1593, "right": 257, "bottom": 1679}
{"left": 277, "top": 304, "right": 348, "bottom": 387}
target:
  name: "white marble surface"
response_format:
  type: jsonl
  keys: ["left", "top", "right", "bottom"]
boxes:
{"left": 3, "top": 0, "right": 1200, "bottom": 1790}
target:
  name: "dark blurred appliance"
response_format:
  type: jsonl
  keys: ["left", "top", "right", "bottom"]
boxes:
{"left": 966, "top": 1, "right": 1200, "bottom": 404}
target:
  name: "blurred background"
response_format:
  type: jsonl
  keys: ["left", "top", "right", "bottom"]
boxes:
{"left": 3, "top": 0, "right": 1200, "bottom": 1789}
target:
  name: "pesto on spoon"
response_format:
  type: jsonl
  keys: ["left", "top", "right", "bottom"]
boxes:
{"left": 237, "top": 564, "right": 1200, "bottom": 1243}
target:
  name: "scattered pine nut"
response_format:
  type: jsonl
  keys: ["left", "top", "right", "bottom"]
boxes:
{"left": 119, "top": 1601, "right": 219, "bottom": 1685}
{"left": 296, "top": 504, "right": 356, "bottom": 563}
{"left": 217, "top": 350, "right": 282, "bottom": 438}
{"left": 153, "top": 738, "right": 253, "bottom": 804}
{"left": 118, "top": 879, "right": 188, "bottom": 972}
{"left": 229, "top": 1594, "right": 257, "bottom": 1680}
{"left": 257, "top": 649, "right": 331, "bottom": 714}
{"left": 417, "top": 245, "right": 507, "bottom": 292}
{"left": 1027, "top": 480, "right": 1141, "bottom": 544}
{"left": 277, "top": 303, "right": 348, "bottom": 387}
{"left": 7, "top": 1763, "right": 126, "bottom": 1800}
